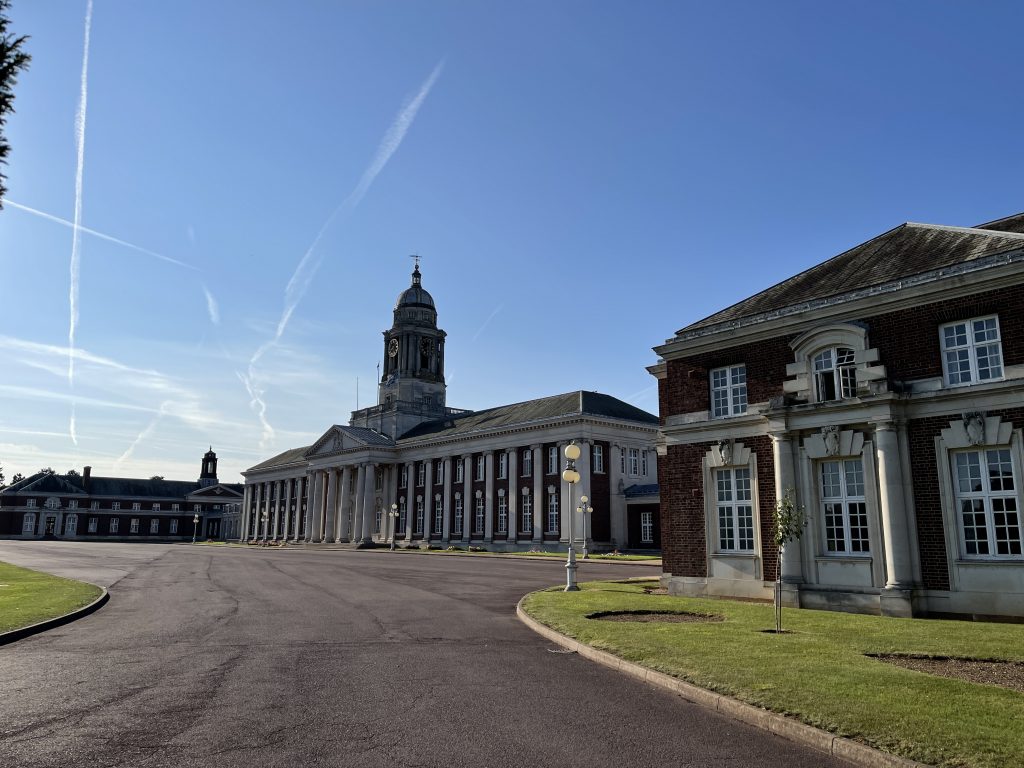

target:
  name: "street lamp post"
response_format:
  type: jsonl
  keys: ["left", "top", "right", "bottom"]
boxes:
{"left": 192, "top": 513, "right": 200, "bottom": 544}
{"left": 562, "top": 442, "right": 582, "bottom": 592}
{"left": 389, "top": 503, "right": 399, "bottom": 551}
{"left": 578, "top": 495, "right": 593, "bottom": 559}
{"left": 261, "top": 511, "right": 268, "bottom": 543}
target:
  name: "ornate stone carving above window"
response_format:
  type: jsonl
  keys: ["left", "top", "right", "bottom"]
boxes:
{"left": 804, "top": 427, "right": 864, "bottom": 459}
{"left": 705, "top": 440, "right": 752, "bottom": 468}
{"left": 784, "top": 322, "right": 888, "bottom": 402}
{"left": 941, "top": 413, "right": 1013, "bottom": 449}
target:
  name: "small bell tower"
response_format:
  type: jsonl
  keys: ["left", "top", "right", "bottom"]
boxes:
{"left": 199, "top": 447, "right": 219, "bottom": 487}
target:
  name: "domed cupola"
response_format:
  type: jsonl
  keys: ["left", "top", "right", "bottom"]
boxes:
{"left": 395, "top": 264, "right": 436, "bottom": 310}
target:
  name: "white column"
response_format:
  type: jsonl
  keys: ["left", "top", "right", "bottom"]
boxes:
{"left": 609, "top": 442, "right": 626, "bottom": 548}
{"left": 323, "top": 470, "right": 338, "bottom": 543}
{"left": 352, "top": 464, "right": 366, "bottom": 542}
{"left": 559, "top": 442, "right": 571, "bottom": 543}
{"left": 462, "top": 453, "right": 473, "bottom": 543}
{"left": 403, "top": 462, "right": 415, "bottom": 540}
{"left": 293, "top": 476, "right": 305, "bottom": 542}
{"left": 304, "top": 472, "right": 319, "bottom": 541}
{"left": 578, "top": 440, "right": 591, "bottom": 550}
{"left": 771, "top": 433, "right": 802, "bottom": 606}
{"left": 423, "top": 459, "right": 434, "bottom": 540}
{"left": 875, "top": 421, "right": 915, "bottom": 617}
{"left": 531, "top": 445, "right": 543, "bottom": 542}
{"left": 442, "top": 457, "right": 452, "bottom": 542}
{"left": 484, "top": 452, "right": 495, "bottom": 542}
{"left": 361, "top": 462, "right": 377, "bottom": 543}
{"left": 338, "top": 466, "right": 352, "bottom": 541}
{"left": 271, "top": 480, "right": 282, "bottom": 540}
{"left": 282, "top": 479, "right": 293, "bottom": 543}
{"left": 259, "top": 483, "right": 268, "bottom": 541}
{"left": 241, "top": 485, "right": 252, "bottom": 541}
{"left": 507, "top": 449, "right": 518, "bottom": 542}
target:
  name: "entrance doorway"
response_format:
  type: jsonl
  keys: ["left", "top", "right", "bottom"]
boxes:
{"left": 44, "top": 516, "right": 57, "bottom": 537}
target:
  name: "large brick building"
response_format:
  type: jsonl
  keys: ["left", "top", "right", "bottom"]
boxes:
{"left": 241, "top": 263, "right": 660, "bottom": 552}
{"left": 649, "top": 211, "right": 1024, "bottom": 618}
{"left": 0, "top": 449, "right": 243, "bottom": 542}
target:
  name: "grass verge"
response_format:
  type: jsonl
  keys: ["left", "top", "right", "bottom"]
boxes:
{"left": 393, "top": 547, "right": 659, "bottom": 561}
{"left": 0, "top": 561, "right": 103, "bottom": 634}
{"left": 522, "top": 579, "right": 1024, "bottom": 768}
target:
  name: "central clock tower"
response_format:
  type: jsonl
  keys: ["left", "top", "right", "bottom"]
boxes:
{"left": 349, "top": 261, "right": 449, "bottom": 438}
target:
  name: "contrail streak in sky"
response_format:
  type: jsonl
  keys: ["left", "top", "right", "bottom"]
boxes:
{"left": 68, "top": 0, "right": 94, "bottom": 396}
{"left": 3, "top": 199, "right": 197, "bottom": 270}
{"left": 244, "top": 60, "right": 445, "bottom": 447}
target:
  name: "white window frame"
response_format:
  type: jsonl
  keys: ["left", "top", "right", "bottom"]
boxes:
{"left": 398, "top": 497, "right": 407, "bottom": 532}
{"left": 399, "top": 467, "right": 408, "bottom": 489}
{"left": 132, "top": 502, "right": 141, "bottom": 511}
{"left": 152, "top": 503, "right": 161, "bottom": 512}
{"left": 170, "top": 519, "right": 179, "bottom": 534}
{"left": 415, "top": 497, "right": 425, "bottom": 535}
{"left": 375, "top": 469, "right": 384, "bottom": 492}
{"left": 714, "top": 467, "right": 755, "bottom": 552}
{"left": 474, "top": 497, "right": 485, "bottom": 533}
{"left": 87, "top": 517, "right": 98, "bottom": 533}
{"left": 497, "top": 494, "right": 508, "bottom": 534}
{"left": 44, "top": 497, "right": 59, "bottom": 510}
{"left": 110, "top": 517, "right": 119, "bottom": 534}
{"left": 68, "top": 499, "right": 79, "bottom": 510}
{"left": 641, "top": 451, "right": 649, "bottom": 477}
{"left": 812, "top": 347, "right": 857, "bottom": 402}
{"left": 522, "top": 450, "right": 532, "bottom": 477}
{"left": 628, "top": 448, "right": 639, "bottom": 476}
{"left": 172, "top": 503, "right": 180, "bottom": 512}
{"left": 593, "top": 444, "right": 604, "bottom": 473}
{"left": 111, "top": 502, "right": 121, "bottom": 511}
{"left": 952, "top": 447, "right": 1021, "bottom": 559}
{"left": 90, "top": 501, "right": 99, "bottom": 510}
{"left": 435, "top": 462, "right": 444, "bottom": 485}
{"left": 640, "top": 511, "right": 654, "bottom": 544}
{"left": 193, "top": 504, "right": 201, "bottom": 512}
{"left": 475, "top": 456, "right": 485, "bottom": 482}
{"left": 521, "top": 492, "right": 533, "bottom": 534}
{"left": 26, "top": 498, "right": 36, "bottom": 508}
{"left": 433, "top": 497, "right": 443, "bottom": 534}
{"left": 940, "top": 315, "right": 1003, "bottom": 387}
{"left": 710, "top": 364, "right": 748, "bottom": 418}
{"left": 498, "top": 453, "right": 508, "bottom": 480}
{"left": 621, "top": 448, "right": 626, "bottom": 474}
{"left": 546, "top": 492, "right": 559, "bottom": 534}
{"left": 150, "top": 518, "right": 160, "bottom": 534}
{"left": 455, "top": 459, "right": 464, "bottom": 483}
{"left": 130, "top": 518, "right": 140, "bottom": 534}
{"left": 22, "top": 512, "right": 36, "bottom": 535}
{"left": 454, "top": 496, "right": 464, "bottom": 535}
{"left": 819, "top": 458, "right": 870, "bottom": 555}
{"left": 417, "top": 463, "right": 426, "bottom": 487}
{"left": 547, "top": 447, "right": 558, "bottom": 475}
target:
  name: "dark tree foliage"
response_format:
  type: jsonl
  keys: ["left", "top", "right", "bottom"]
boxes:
{"left": 38, "top": 467, "right": 54, "bottom": 475}
{"left": 11, "top": 472, "right": 23, "bottom": 483}
{"left": 0, "top": 0, "right": 30, "bottom": 206}
{"left": 0, "top": 465, "right": 4, "bottom": 486}
{"left": 150, "top": 475, "right": 165, "bottom": 481}
{"left": 66, "top": 468, "right": 81, "bottom": 477}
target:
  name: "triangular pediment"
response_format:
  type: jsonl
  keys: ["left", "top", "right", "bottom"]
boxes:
{"left": 190, "top": 483, "right": 243, "bottom": 499}
{"left": 305, "top": 425, "right": 395, "bottom": 458}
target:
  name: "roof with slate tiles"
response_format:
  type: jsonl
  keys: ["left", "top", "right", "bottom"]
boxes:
{"left": 678, "top": 217, "right": 1024, "bottom": 335}
{"left": 397, "top": 390, "right": 657, "bottom": 442}
{"left": 1, "top": 472, "right": 242, "bottom": 498}
{"left": 246, "top": 446, "right": 312, "bottom": 472}
{"left": 624, "top": 483, "right": 660, "bottom": 498}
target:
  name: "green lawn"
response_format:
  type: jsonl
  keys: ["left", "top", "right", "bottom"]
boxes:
{"left": 394, "top": 546, "right": 659, "bottom": 561}
{"left": 522, "top": 580, "right": 1024, "bottom": 768}
{"left": 0, "top": 561, "right": 103, "bottom": 634}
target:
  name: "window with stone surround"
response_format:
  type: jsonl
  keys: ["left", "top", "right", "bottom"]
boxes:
{"left": 497, "top": 493, "right": 508, "bottom": 534}
{"left": 593, "top": 444, "right": 604, "bottom": 473}
{"left": 433, "top": 497, "right": 443, "bottom": 534}
{"left": 820, "top": 459, "right": 869, "bottom": 554}
{"left": 456, "top": 458, "right": 464, "bottom": 483}
{"left": 152, "top": 503, "right": 161, "bottom": 512}
{"left": 547, "top": 447, "right": 558, "bottom": 475}
{"left": 498, "top": 453, "right": 507, "bottom": 480}
{"left": 415, "top": 497, "right": 424, "bottom": 534}
{"left": 642, "top": 450, "right": 649, "bottom": 477}
{"left": 522, "top": 450, "right": 532, "bottom": 477}
{"left": 110, "top": 517, "right": 119, "bottom": 534}
{"left": 628, "top": 448, "right": 640, "bottom": 476}
{"left": 641, "top": 511, "right": 654, "bottom": 544}
{"left": 813, "top": 347, "right": 857, "bottom": 402}
{"left": 454, "top": 496, "right": 464, "bottom": 535}
{"left": 400, "top": 467, "right": 408, "bottom": 488}
{"left": 954, "top": 449, "right": 1021, "bottom": 558}
{"left": 941, "top": 316, "right": 1003, "bottom": 386}
{"left": 417, "top": 463, "right": 426, "bottom": 487}
{"left": 435, "top": 462, "right": 444, "bottom": 485}
{"left": 170, "top": 519, "right": 178, "bottom": 534}
{"left": 90, "top": 501, "right": 99, "bottom": 510}
{"left": 475, "top": 456, "right": 485, "bottom": 481}
{"left": 715, "top": 467, "right": 754, "bottom": 552}
{"left": 376, "top": 468, "right": 384, "bottom": 492}
{"left": 130, "top": 518, "right": 140, "bottom": 534}
{"left": 546, "top": 491, "right": 559, "bottom": 534}
{"left": 111, "top": 502, "right": 120, "bottom": 511}
{"left": 710, "top": 364, "right": 748, "bottom": 418}
{"left": 88, "top": 517, "right": 97, "bottom": 533}
{"left": 150, "top": 518, "right": 160, "bottom": 534}
{"left": 521, "top": 492, "right": 533, "bottom": 534}
{"left": 475, "top": 496, "right": 485, "bottom": 533}
{"left": 132, "top": 502, "right": 141, "bottom": 511}
{"left": 399, "top": 497, "right": 407, "bottom": 532}
{"left": 22, "top": 512, "right": 35, "bottom": 535}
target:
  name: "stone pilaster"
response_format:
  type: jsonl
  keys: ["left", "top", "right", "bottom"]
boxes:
{"left": 484, "top": 452, "right": 495, "bottom": 542}
{"left": 875, "top": 421, "right": 915, "bottom": 617}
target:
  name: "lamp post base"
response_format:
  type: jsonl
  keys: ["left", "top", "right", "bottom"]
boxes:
{"left": 564, "top": 549, "right": 579, "bottom": 592}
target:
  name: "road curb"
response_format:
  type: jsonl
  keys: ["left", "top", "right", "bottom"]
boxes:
{"left": 292, "top": 544, "right": 663, "bottom": 566}
{"left": 0, "top": 588, "right": 109, "bottom": 646}
{"left": 515, "top": 597, "right": 930, "bottom": 768}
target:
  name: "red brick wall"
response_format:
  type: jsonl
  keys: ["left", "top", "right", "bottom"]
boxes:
{"left": 662, "top": 336, "right": 794, "bottom": 418}
{"left": 867, "top": 284, "right": 1024, "bottom": 382}
{"left": 908, "top": 408, "right": 1024, "bottom": 590}
{"left": 590, "top": 440, "right": 611, "bottom": 542}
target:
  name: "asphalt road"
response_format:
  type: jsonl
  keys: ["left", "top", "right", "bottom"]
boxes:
{"left": 0, "top": 541, "right": 848, "bottom": 768}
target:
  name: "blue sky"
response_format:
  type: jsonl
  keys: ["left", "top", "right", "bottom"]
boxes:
{"left": 1, "top": 1, "right": 1022, "bottom": 483}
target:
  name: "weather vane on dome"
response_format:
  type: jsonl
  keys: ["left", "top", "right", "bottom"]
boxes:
{"left": 409, "top": 254, "right": 421, "bottom": 270}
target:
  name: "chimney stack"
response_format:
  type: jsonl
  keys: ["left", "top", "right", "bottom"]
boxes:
{"left": 83, "top": 466, "right": 91, "bottom": 491}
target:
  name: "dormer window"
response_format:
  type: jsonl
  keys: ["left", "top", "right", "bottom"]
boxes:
{"left": 813, "top": 347, "right": 857, "bottom": 401}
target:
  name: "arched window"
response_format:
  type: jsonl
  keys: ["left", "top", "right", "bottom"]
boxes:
{"left": 812, "top": 347, "right": 857, "bottom": 401}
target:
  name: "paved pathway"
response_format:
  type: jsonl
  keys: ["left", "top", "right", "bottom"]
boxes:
{"left": 0, "top": 541, "right": 848, "bottom": 767}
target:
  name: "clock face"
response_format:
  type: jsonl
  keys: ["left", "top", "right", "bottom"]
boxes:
{"left": 420, "top": 337, "right": 432, "bottom": 355}
{"left": 387, "top": 338, "right": 399, "bottom": 357}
